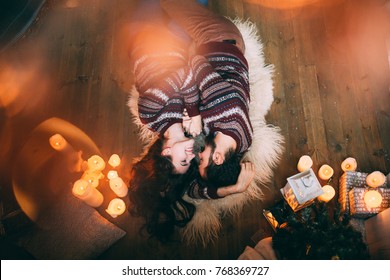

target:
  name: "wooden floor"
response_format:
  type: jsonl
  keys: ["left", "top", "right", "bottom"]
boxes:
{"left": 0, "top": 0, "right": 389, "bottom": 259}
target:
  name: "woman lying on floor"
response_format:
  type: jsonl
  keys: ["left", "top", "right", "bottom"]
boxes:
{"left": 127, "top": 0, "right": 254, "bottom": 242}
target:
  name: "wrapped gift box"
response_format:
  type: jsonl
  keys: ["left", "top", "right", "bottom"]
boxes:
{"left": 349, "top": 187, "right": 390, "bottom": 218}
{"left": 281, "top": 169, "right": 323, "bottom": 212}
{"left": 339, "top": 171, "right": 368, "bottom": 213}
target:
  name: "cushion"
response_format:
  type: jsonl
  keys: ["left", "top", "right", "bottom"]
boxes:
{"left": 17, "top": 192, "right": 126, "bottom": 259}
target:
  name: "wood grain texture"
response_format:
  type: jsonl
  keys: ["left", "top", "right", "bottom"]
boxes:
{"left": 0, "top": 0, "right": 389, "bottom": 259}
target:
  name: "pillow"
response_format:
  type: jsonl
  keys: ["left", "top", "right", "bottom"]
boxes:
{"left": 16, "top": 192, "right": 126, "bottom": 259}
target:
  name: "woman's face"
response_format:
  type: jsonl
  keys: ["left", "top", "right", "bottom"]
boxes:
{"left": 162, "top": 138, "right": 195, "bottom": 174}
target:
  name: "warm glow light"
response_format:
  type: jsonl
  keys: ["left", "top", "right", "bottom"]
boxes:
{"left": 317, "top": 185, "right": 336, "bottom": 202}
{"left": 0, "top": 62, "right": 48, "bottom": 117}
{"left": 66, "top": 0, "right": 79, "bottom": 8}
{"left": 108, "top": 154, "right": 121, "bottom": 168}
{"left": 72, "top": 179, "right": 89, "bottom": 196}
{"left": 109, "top": 177, "right": 128, "bottom": 197}
{"left": 72, "top": 179, "right": 104, "bottom": 207}
{"left": 107, "top": 170, "right": 118, "bottom": 180}
{"left": 297, "top": 155, "right": 313, "bottom": 172}
{"left": 318, "top": 164, "right": 334, "bottom": 180}
{"left": 341, "top": 157, "right": 357, "bottom": 172}
{"left": 49, "top": 134, "right": 68, "bottom": 151}
{"left": 81, "top": 170, "right": 104, "bottom": 188}
{"left": 106, "top": 198, "right": 126, "bottom": 218}
{"left": 247, "top": 0, "right": 344, "bottom": 10}
{"left": 366, "top": 171, "right": 386, "bottom": 188}
{"left": 364, "top": 190, "right": 383, "bottom": 208}
{"left": 87, "top": 155, "right": 106, "bottom": 171}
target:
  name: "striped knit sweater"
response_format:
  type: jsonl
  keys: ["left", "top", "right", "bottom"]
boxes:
{"left": 191, "top": 42, "right": 253, "bottom": 154}
{"left": 131, "top": 36, "right": 200, "bottom": 136}
{"left": 187, "top": 42, "right": 253, "bottom": 200}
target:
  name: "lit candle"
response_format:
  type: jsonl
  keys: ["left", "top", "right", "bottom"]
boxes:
{"left": 82, "top": 170, "right": 104, "bottom": 188}
{"left": 107, "top": 170, "right": 118, "bottom": 180}
{"left": 105, "top": 198, "right": 126, "bottom": 218}
{"left": 108, "top": 154, "right": 121, "bottom": 168}
{"left": 341, "top": 157, "right": 357, "bottom": 172}
{"left": 72, "top": 179, "right": 103, "bottom": 207}
{"left": 109, "top": 177, "right": 128, "bottom": 197}
{"left": 366, "top": 171, "right": 386, "bottom": 188}
{"left": 297, "top": 155, "right": 313, "bottom": 172}
{"left": 49, "top": 134, "right": 70, "bottom": 152}
{"left": 87, "top": 155, "right": 106, "bottom": 171}
{"left": 364, "top": 190, "right": 383, "bottom": 208}
{"left": 317, "top": 185, "right": 335, "bottom": 203}
{"left": 318, "top": 164, "right": 334, "bottom": 180}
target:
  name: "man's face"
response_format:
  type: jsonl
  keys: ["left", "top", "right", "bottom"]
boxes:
{"left": 198, "top": 145, "right": 212, "bottom": 179}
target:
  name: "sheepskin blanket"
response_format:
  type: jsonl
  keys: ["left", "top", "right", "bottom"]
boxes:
{"left": 128, "top": 19, "right": 285, "bottom": 245}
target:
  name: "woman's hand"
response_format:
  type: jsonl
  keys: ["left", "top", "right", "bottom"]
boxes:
{"left": 182, "top": 109, "right": 192, "bottom": 133}
{"left": 188, "top": 115, "right": 202, "bottom": 137}
{"left": 182, "top": 110, "right": 203, "bottom": 137}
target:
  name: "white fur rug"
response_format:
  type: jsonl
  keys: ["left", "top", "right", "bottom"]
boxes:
{"left": 128, "top": 19, "right": 285, "bottom": 246}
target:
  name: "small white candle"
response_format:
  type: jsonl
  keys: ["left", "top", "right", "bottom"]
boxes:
{"left": 341, "top": 157, "right": 357, "bottom": 172}
{"left": 366, "top": 171, "right": 386, "bottom": 188}
{"left": 108, "top": 154, "right": 121, "bottom": 168}
{"left": 106, "top": 198, "right": 126, "bottom": 218}
{"left": 109, "top": 177, "right": 128, "bottom": 197}
{"left": 72, "top": 179, "right": 103, "bottom": 207}
{"left": 87, "top": 155, "right": 106, "bottom": 171}
{"left": 82, "top": 170, "right": 104, "bottom": 188}
{"left": 107, "top": 170, "right": 119, "bottom": 180}
{"left": 297, "top": 155, "right": 313, "bottom": 172}
{"left": 49, "top": 134, "right": 71, "bottom": 152}
{"left": 317, "top": 185, "right": 335, "bottom": 203}
{"left": 318, "top": 164, "right": 334, "bottom": 180}
{"left": 364, "top": 190, "right": 383, "bottom": 208}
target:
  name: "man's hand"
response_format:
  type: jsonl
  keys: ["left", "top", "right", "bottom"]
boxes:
{"left": 216, "top": 162, "right": 255, "bottom": 197}
{"left": 234, "top": 162, "right": 255, "bottom": 193}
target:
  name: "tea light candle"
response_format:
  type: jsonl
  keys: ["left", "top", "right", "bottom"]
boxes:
{"left": 317, "top": 185, "right": 335, "bottom": 203}
{"left": 81, "top": 170, "right": 104, "bottom": 188}
{"left": 106, "top": 198, "right": 126, "bottom": 218}
{"left": 318, "top": 164, "right": 334, "bottom": 180}
{"left": 87, "top": 155, "right": 106, "bottom": 171}
{"left": 364, "top": 190, "right": 383, "bottom": 208}
{"left": 49, "top": 134, "right": 71, "bottom": 152}
{"left": 107, "top": 170, "right": 119, "bottom": 180}
{"left": 108, "top": 154, "right": 121, "bottom": 168}
{"left": 72, "top": 179, "right": 103, "bottom": 207}
{"left": 297, "top": 155, "right": 313, "bottom": 172}
{"left": 109, "top": 177, "right": 128, "bottom": 197}
{"left": 341, "top": 157, "right": 357, "bottom": 172}
{"left": 366, "top": 171, "right": 386, "bottom": 188}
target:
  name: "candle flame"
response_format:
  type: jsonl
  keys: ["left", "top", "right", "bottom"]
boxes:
{"left": 108, "top": 154, "right": 121, "bottom": 167}
{"left": 49, "top": 133, "right": 67, "bottom": 151}
{"left": 364, "top": 190, "right": 383, "bottom": 208}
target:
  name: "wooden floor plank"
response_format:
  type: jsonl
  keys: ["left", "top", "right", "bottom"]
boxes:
{"left": 1, "top": 0, "right": 389, "bottom": 260}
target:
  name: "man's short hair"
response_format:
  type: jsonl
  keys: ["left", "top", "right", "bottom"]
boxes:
{"left": 204, "top": 133, "right": 242, "bottom": 187}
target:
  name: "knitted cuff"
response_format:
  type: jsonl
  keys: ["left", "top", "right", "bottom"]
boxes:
{"left": 207, "top": 186, "right": 221, "bottom": 199}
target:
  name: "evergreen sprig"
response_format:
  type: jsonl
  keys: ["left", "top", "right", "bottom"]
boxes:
{"left": 271, "top": 202, "right": 369, "bottom": 260}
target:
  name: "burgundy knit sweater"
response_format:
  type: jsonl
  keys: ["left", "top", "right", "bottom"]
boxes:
{"left": 192, "top": 42, "right": 253, "bottom": 154}
{"left": 187, "top": 42, "right": 253, "bottom": 200}
{"left": 131, "top": 38, "right": 199, "bottom": 136}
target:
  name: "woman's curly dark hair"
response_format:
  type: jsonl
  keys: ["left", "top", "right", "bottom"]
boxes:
{"left": 271, "top": 202, "right": 369, "bottom": 260}
{"left": 128, "top": 137, "right": 197, "bottom": 242}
